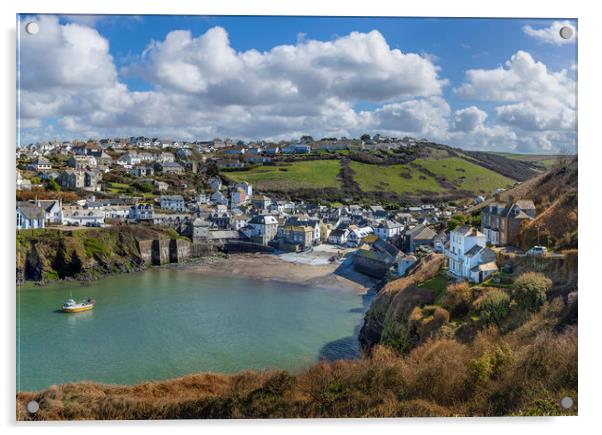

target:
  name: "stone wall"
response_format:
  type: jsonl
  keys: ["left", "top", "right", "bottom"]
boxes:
{"left": 170, "top": 239, "right": 191, "bottom": 263}
{"left": 151, "top": 239, "right": 171, "bottom": 265}
{"left": 137, "top": 240, "right": 153, "bottom": 265}
{"left": 138, "top": 238, "right": 193, "bottom": 265}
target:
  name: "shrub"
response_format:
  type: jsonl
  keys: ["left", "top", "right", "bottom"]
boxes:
{"left": 512, "top": 272, "right": 552, "bottom": 313}
{"left": 133, "top": 181, "right": 154, "bottom": 193}
{"left": 475, "top": 289, "right": 511, "bottom": 326}
{"left": 443, "top": 282, "right": 472, "bottom": 317}
{"left": 46, "top": 179, "right": 61, "bottom": 191}
{"left": 469, "top": 344, "right": 514, "bottom": 386}
{"left": 381, "top": 320, "right": 411, "bottom": 354}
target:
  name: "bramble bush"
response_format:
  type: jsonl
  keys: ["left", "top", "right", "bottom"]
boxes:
{"left": 475, "top": 289, "right": 511, "bottom": 326}
{"left": 512, "top": 272, "right": 552, "bottom": 313}
{"left": 443, "top": 282, "right": 472, "bottom": 317}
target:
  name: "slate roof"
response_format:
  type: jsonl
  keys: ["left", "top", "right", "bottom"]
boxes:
{"left": 17, "top": 204, "right": 46, "bottom": 220}
{"left": 36, "top": 200, "right": 59, "bottom": 213}
{"left": 464, "top": 244, "right": 485, "bottom": 256}
{"left": 406, "top": 224, "right": 437, "bottom": 240}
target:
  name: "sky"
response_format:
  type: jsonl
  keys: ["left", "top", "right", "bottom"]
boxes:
{"left": 17, "top": 15, "right": 577, "bottom": 153}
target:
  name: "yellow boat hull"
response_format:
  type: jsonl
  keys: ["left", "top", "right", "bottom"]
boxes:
{"left": 62, "top": 305, "right": 94, "bottom": 313}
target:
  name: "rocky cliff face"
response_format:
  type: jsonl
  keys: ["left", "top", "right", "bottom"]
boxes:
{"left": 16, "top": 226, "right": 191, "bottom": 283}
{"left": 359, "top": 253, "right": 444, "bottom": 352}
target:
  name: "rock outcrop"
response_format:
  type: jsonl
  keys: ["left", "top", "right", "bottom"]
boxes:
{"left": 16, "top": 226, "right": 191, "bottom": 283}
{"left": 359, "top": 253, "right": 444, "bottom": 352}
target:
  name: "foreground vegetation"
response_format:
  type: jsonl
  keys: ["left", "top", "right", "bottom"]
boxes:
{"left": 16, "top": 321, "right": 576, "bottom": 419}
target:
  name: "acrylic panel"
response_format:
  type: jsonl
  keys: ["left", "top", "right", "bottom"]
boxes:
{"left": 16, "top": 14, "right": 578, "bottom": 420}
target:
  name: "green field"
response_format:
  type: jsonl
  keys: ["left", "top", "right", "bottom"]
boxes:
{"left": 227, "top": 160, "right": 342, "bottom": 191}
{"left": 493, "top": 152, "right": 561, "bottom": 168}
{"left": 414, "top": 157, "right": 514, "bottom": 193}
{"left": 349, "top": 161, "right": 445, "bottom": 194}
{"left": 226, "top": 154, "right": 521, "bottom": 198}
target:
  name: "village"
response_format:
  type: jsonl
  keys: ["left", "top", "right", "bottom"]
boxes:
{"left": 15, "top": 135, "right": 550, "bottom": 285}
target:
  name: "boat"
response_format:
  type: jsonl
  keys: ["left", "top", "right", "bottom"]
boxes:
{"left": 61, "top": 298, "right": 96, "bottom": 313}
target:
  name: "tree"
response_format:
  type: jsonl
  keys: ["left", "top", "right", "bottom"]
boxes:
{"left": 300, "top": 135, "right": 314, "bottom": 143}
{"left": 133, "top": 181, "right": 154, "bottom": 193}
{"left": 360, "top": 133, "right": 371, "bottom": 142}
{"left": 476, "top": 290, "right": 511, "bottom": 326}
{"left": 46, "top": 179, "right": 61, "bottom": 191}
{"left": 443, "top": 282, "right": 472, "bottom": 317}
{"left": 512, "top": 272, "right": 552, "bottom": 313}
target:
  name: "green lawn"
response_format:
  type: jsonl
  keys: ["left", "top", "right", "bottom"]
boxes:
{"left": 109, "top": 182, "right": 130, "bottom": 189}
{"left": 417, "top": 273, "right": 451, "bottom": 305}
{"left": 227, "top": 160, "right": 342, "bottom": 191}
{"left": 414, "top": 157, "right": 514, "bottom": 193}
{"left": 350, "top": 161, "right": 445, "bottom": 194}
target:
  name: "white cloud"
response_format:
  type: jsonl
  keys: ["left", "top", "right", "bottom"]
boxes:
{"left": 523, "top": 20, "right": 577, "bottom": 46}
{"left": 453, "top": 106, "right": 487, "bottom": 132}
{"left": 454, "top": 50, "right": 576, "bottom": 152}
{"left": 18, "top": 19, "right": 576, "bottom": 154}
{"left": 19, "top": 16, "right": 117, "bottom": 91}
{"left": 127, "top": 26, "right": 446, "bottom": 106}
{"left": 371, "top": 97, "right": 450, "bottom": 139}
{"left": 20, "top": 21, "right": 450, "bottom": 143}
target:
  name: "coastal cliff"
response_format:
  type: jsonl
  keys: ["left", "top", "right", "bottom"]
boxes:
{"left": 16, "top": 226, "right": 191, "bottom": 283}
{"left": 358, "top": 253, "right": 445, "bottom": 352}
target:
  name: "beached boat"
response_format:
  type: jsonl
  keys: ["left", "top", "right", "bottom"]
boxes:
{"left": 61, "top": 298, "right": 95, "bottom": 313}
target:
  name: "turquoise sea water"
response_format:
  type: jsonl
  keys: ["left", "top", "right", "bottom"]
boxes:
{"left": 17, "top": 268, "right": 371, "bottom": 392}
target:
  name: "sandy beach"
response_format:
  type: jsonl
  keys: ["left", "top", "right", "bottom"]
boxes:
{"left": 185, "top": 247, "right": 378, "bottom": 293}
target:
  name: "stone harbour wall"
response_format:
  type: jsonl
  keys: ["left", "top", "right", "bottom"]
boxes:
{"left": 138, "top": 238, "right": 191, "bottom": 266}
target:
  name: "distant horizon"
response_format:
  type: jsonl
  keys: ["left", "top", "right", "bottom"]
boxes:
{"left": 17, "top": 15, "right": 577, "bottom": 154}
{"left": 15, "top": 135, "right": 577, "bottom": 156}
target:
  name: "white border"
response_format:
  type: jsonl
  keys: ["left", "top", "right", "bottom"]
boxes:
{"left": 2, "top": 1, "right": 598, "bottom": 434}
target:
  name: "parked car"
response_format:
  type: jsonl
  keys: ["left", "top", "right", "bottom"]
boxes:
{"left": 526, "top": 246, "right": 548, "bottom": 257}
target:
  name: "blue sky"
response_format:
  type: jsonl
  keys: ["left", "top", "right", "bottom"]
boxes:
{"left": 18, "top": 15, "right": 577, "bottom": 153}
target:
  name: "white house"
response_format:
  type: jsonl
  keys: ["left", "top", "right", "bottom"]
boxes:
{"left": 35, "top": 199, "right": 63, "bottom": 225}
{"left": 445, "top": 226, "right": 498, "bottom": 283}
{"left": 160, "top": 195, "right": 187, "bottom": 212}
{"left": 116, "top": 153, "right": 141, "bottom": 167}
{"left": 347, "top": 225, "right": 374, "bottom": 247}
{"left": 129, "top": 204, "right": 155, "bottom": 221}
{"left": 16, "top": 202, "right": 45, "bottom": 229}
{"left": 103, "top": 205, "right": 130, "bottom": 220}
{"left": 374, "top": 220, "right": 404, "bottom": 240}
{"left": 62, "top": 206, "right": 105, "bottom": 226}
{"left": 247, "top": 215, "right": 279, "bottom": 244}
{"left": 28, "top": 156, "right": 52, "bottom": 171}
{"left": 328, "top": 227, "right": 349, "bottom": 245}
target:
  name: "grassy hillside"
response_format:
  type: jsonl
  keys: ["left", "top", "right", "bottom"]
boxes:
{"left": 508, "top": 158, "right": 578, "bottom": 250}
{"left": 414, "top": 157, "right": 514, "bottom": 193}
{"left": 226, "top": 160, "right": 342, "bottom": 191}
{"left": 349, "top": 161, "right": 445, "bottom": 195}
{"left": 350, "top": 157, "right": 513, "bottom": 196}
{"left": 492, "top": 152, "right": 561, "bottom": 169}
{"left": 220, "top": 143, "right": 538, "bottom": 203}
